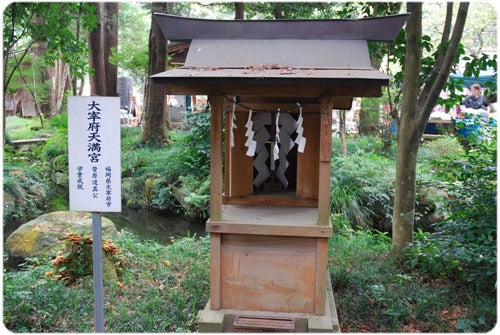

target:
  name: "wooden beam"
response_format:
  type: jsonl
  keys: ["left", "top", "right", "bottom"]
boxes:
{"left": 228, "top": 111, "right": 253, "bottom": 197}
{"left": 296, "top": 114, "right": 320, "bottom": 200}
{"left": 223, "top": 97, "right": 353, "bottom": 111}
{"left": 206, "top": 221, "right": 332, "bottom": 238}
{"left": 164, "top": 84, "right": 382, "bottom": 98}
{"left": 222, "top": 194, "right": 317, "bottom": 207}
{"left": 209, "top": 94, "right": 223, "bottom": 222}
{"left": 317, "top": 96, "right": 333, "bottom": 226}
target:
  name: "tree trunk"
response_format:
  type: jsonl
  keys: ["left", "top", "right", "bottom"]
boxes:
{"left": 142, "top": 2, "right": 169, "bottom": 145}
{"left": 234, "top": 3, "right": 245, "bottom": 19}
{"left": 88, "top": 3, "right": 106, "bottom": 96}
{"left": 54, "top": 60, "right": 70, "bottom": 114}
{"left": 339, "top": 110, "right": 347, "bottom": 156}
{"left": 30, "top": 16, "right": 53, "bottom": 117}
{"left": 392, "top": 3, "right": 423, "bottom": 255}
{"left": 392, "top": 2, "right": 469, "bottom": 256}
{"left": 103, "top": 2, "right": 119, "bottom": 97}
{"left": 88, "top": 2, "right": 118, "bottom": 97}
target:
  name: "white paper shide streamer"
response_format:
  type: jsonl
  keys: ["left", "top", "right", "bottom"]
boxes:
{"left": 244, "top": 109, "right": 256, "bottom": 157}
{"left": 230, "top": 98, "right": 237, "bottom": 148}
{"left": 295, "top": 103, "right": 307, "bottom": 153}
{"left": 272, "top": 109, "right": 281, "bottom": 171}
{"left": 234, "top": 104, "right": 306, "bottom": 190}
{"left": 275, "top": 112, "right": 296, "bottom": 189}
{"left": 253, "top": 112, "right": 271, "bottom": 188}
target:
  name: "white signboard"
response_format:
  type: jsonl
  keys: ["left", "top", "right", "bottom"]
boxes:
{"left": 68, "top": 96, "right": 121, "bottom": 212}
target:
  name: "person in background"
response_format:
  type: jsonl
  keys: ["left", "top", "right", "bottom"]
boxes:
{"left": 460, "top": 83, "right": 490, "bottom": 121}
{"left": 456, "top": 83, "right": 493, "bottom": 144}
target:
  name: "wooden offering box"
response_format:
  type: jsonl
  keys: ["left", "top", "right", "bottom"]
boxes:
{"left": 152, "top": 13, "right": 408, "bottom": 332}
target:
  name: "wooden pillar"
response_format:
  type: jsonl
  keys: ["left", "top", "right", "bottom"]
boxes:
{"left": 314, "top": 238, "right": 328, "bottom": 315}
{"left": 210, "top": 232, "right": 221, "bottom": 310}
{"left": 209, "top": 94, "right": 223, "bottom": 222}
{"left": 317, "top": 96, "right": 333, "bottom": 226}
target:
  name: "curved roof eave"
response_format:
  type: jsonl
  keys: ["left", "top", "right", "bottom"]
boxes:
{"left": 154, "top": 13, "right": 409, "bottom": 41}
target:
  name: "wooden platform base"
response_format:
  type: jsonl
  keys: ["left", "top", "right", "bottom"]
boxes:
{"left": 197, "top": 274, "right": 340, "bottom": 333}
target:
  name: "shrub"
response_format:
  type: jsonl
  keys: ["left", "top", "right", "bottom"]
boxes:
{"left": 178, "top": 175, "right": 210, "bottom": 220}
{"left": 330, "top": 152, "right": 395, "bottom": 230}
{"left": 332, "top": 135, "right": 397, "bottom": 159}
{"left": 407, "top": 124, "right": 497, "bottom": 290}
{"left": 3, "top": 165, "right": 49, "bottom": 225}
{"left": 418, "top": 136, "right": 464, "bottom": 162}
{"left": 174, "top": 110, "right": 211, "bottom": 178}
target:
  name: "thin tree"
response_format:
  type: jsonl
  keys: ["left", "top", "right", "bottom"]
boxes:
{"left": 142, "top": 2, "right": 170, "bottom": 145}
{"left": 103, "top": 2, "right": 119, "bottom": 97}
{"left": 392, "top": 2, "right": 469, "bottom": 256}
{"left": 3, "top": 2, "right": 95, "bottom": 137}
{"left": 88, "top": 2, "right": 119, "bottom": 96}
{"left": 88, "top": 3, "right": 106, "bottom": 95}
{"left": 234, "top": 2, "right": 245, "bottom": 19}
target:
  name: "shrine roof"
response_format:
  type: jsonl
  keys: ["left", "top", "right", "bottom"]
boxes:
{"left": 151, "top": 14, "right": 409, "bottom": 96}
{"left": 154, "top": 13, "right": 409, "bottom": 41}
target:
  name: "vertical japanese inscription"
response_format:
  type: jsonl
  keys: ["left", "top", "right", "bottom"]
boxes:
{"left": 87, "top": 101, "right": 102, "bottom": 201}
{"left": 68, "top": 96, "right": 121, "bottom": 212}
{"left": 87, "top": 101, "right": 102, "bottom": 163}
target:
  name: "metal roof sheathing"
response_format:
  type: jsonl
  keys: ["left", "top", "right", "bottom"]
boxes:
{"left": 185, "top": 39, "right": 371, "bottom": 68}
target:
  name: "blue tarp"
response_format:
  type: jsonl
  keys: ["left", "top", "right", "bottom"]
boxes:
{"left": 449, "top": 69, "right": 496, "bottom": 88}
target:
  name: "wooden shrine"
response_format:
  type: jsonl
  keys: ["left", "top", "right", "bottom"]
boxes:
{"left": 152, "top": 13, "right": 408, "bottom": 332}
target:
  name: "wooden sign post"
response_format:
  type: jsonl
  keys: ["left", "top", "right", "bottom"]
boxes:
{"left": 68, "top": 96, "right": 121, "bottom": 332}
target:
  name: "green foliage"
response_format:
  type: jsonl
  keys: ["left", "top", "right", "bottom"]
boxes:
{"left": 3, "top": 165, "right": 49, "bottom": 224}
{"left": 332, "top": 135, "right": 397, "bottom": 159}
{"left": 3, "top": 116, "right": 62, "bottom": 226}
{"left": 4, "top": 115, "right": 46, "bottom": 141}
{"left": 330, "top": 135, "right": 460, "bottom": 232}
{"left": 3, "top": 232, "right": 210, "bottom": 332}
{"left": 404, "top": 124, "right": 496, "bottom": 294}
{"left": 3, "top": 2, "right": 97, "bottom": 93}
{"left": 41, "top": 113, "right": 68, "bottom": 163}
{"left": 443, "top": 52, "right": 497, "bottom": 109}
{"left": 178, "top": 175, "right": 210, "bottom": 219}
{"left": 109, "top": 2, "right": 150, "bottom": 87}
{"left": 358, "top": 97, "right": 383, "bottom": 135}
{"left": 120, "top": 111, "right": 211, "bottom": 218}
{"left": 5, "top": 109, "right": 212, "bottom": 221}
{"left": 179, "top": 110, "right": 211, "bottom": 178}
{"left": 402, "top": 229, "right": 465, "bottom": 280}
{"left": 418, "top": 136, "right": 464, "bottom": 162}
{"left": 330, "top": 228, "right": 496, "bottom": 332}
{"left": 4, "top": 225, "right": 496, "bottom": 332}
{"left": 330, "top": 149, "right": 396, "bottom": 230}
{"left": 430, "top": 124, "right": 496, "bottom": 289}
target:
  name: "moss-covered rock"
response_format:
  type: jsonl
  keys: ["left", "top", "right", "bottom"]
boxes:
{"left": 5, "top": 211, "right": 117, "bottom": 260}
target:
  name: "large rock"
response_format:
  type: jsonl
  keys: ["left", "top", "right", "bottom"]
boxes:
{"left": 5, "top": 211, "right": 118, "bottom": 259}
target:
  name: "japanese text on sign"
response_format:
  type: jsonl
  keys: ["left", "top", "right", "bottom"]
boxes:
{"left": 68, "top": 97, "right": 121, "bottom": 212}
